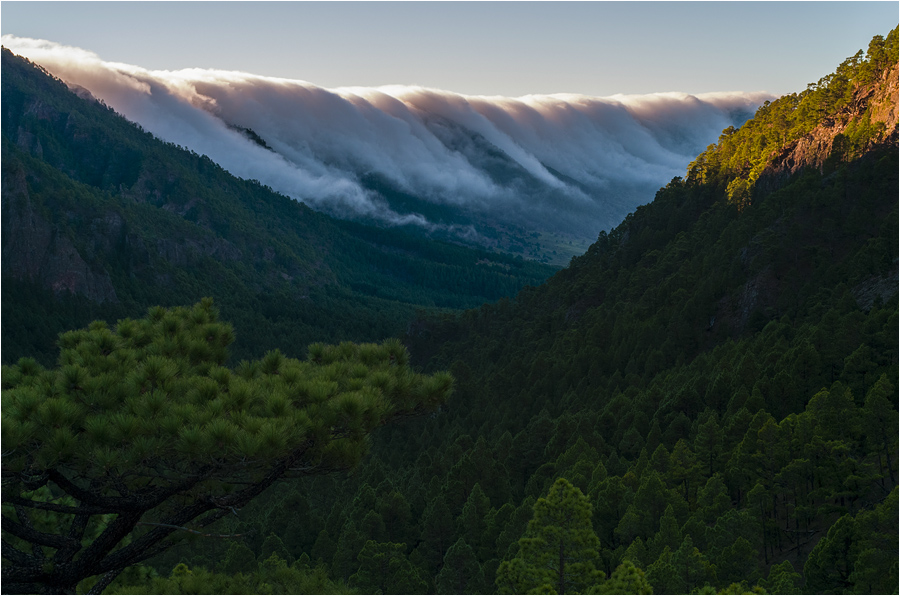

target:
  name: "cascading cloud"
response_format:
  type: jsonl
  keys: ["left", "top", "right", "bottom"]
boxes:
{"left": 2, "top": 35, "right": 774, "bottom": 239}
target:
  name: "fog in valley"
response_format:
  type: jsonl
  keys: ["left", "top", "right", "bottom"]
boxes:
{"left": 4, "top": 36, "right": 772, "bottom": 242}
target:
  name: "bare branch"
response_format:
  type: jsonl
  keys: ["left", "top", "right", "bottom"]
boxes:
{"left": 2, "top": 538, "right": 35, "bottom": 567}
{"left": 2, "top": 514, "right": 78, "bottom": 550}
{"left": 4, "top": 495, "right": 113, "bottom": 516}
{"left": 88, "top": 568, "right": 124, "bottom": 595}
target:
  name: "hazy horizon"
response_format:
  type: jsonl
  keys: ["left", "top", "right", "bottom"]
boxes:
{"left": 2, "top": 2, "right": 896, "bottom": 97}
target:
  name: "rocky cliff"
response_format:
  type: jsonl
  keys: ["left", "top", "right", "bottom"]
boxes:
{"left": 762, "top": 64, "right": 898, "bottom": 184}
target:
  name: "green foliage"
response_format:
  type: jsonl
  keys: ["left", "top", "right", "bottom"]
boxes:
{"left": 645, "top": 547, "right": 683, "bottom": 594}
{"left": 434, "top": 538, "right": 487, "bottom": 594}
{"left": 759, "top": 560, "right": 801, "bottom": 595}
{"left": 686, "top": 27, "right": 898, "bottom": 207}
{"left": 219, "top": 542, "right": 258, "bottom": 576}
{"left": 588, "top": 560, "right": 653, "bottom": 594}
{"left": 1, "top": 302, "right": 452, "bottom": 593}
{"left": 348, "top": 541, "right": 427, "bottom": 595}
{"left": 3, "top": 27, "right": 899, "bottom": 596}
{"left": 259, "top": 533, "right": 293, "bottom": 566}
{"left": 497, "top": 478, "right": 605, "bottom": 594}
{"left": 108, "top": 556, "right": 354, "bottom": 594}
{"left": 388, "top": 28, "right": 895, "bottom": 596}
{"left": 804, "top": 488, "right": 898, "bottom": 594}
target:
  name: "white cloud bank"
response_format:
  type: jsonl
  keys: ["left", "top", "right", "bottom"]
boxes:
{"left": 3, "top": 36, "right": 773, "bottom": 238}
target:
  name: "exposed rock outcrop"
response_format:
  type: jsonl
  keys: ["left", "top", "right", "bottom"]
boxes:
{"left": 760, "top": 65, "right": 899, "bottom": 188}
{"left": 853, "top": 266, "right": 900, "bottom": 311}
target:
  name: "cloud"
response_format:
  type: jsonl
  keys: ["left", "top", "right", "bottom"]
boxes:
{"left": 2, "top": 35, "right": 773, "bottom": 238}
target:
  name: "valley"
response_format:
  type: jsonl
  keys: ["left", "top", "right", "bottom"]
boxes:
{"left": 1, "top": 24, "right": 898, "bottom": 596}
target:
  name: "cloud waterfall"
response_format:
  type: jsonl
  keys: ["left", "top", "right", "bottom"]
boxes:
{"left": 3, "top": 36, "right": 773, "bottom": 239}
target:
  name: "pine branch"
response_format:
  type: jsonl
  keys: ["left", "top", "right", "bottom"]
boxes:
{"left": 1, "top": 538, "right": 35, "bottom": 567}
{"left": 1, "top": 513, "right": 78, "bottom": 550}
{"left": 87, "top": 568, "right": 124, "bottom": 596}
{"left": 3, "top": 494, "right": 112, "bottom": 516}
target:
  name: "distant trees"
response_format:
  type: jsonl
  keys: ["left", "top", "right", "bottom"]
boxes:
{"left": 1, "top": 300, "right": 452, "bottom": 594}
{"left": 804, "top": 487, "right": 898, "bottom": 594}
{"left": 349, "top": 540, "right": 427, "bottom": 594}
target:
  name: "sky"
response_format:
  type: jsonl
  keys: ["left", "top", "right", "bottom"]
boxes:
{"left": 1, "top": 2, "right": 896, "bottom": 241}
{"left": 2, "top": 1, "right": 897, "bottom": 97}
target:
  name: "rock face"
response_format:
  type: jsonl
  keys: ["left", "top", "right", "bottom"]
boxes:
{"left": 708, "top": 63, "right": 900, "bottom": 335}
{"left": 154, "top": 237, "right": 242, "bottom": 268}
{"left": 866, "top": 64, "right": 900, "bottom": 130}
{"left": 761, "top": 65, "right": 899, "bottom": 185}
{"left": 1, "top": 165, "right": 118, "bottom": 303}
{"left": 853, "top": 267, "right": 900, "bottom": 311}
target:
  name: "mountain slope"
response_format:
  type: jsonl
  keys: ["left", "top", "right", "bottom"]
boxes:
{"left": 2, "top": 35, "right": 768, "bottom": 258}
{"left": 2, "top": 29, "right": 897, "bottom": 595}
{"left": 391, "top": 29, "right": 899, "bottom": 589}
{"left": 220, "top": 29, "right": 898, "bottom": 596}
{"left": 0, "top": 48, "right": 556, "bottom": 364}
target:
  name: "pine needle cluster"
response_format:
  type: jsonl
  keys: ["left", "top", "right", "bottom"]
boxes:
{"left": 1, "top": 300, "right": 453, "bottom": 594}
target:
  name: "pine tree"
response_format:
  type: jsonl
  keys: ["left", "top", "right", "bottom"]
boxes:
{"left": 457, "top": 483, "right": 492, "bottom": 559}
{"left": 805, "top": 488, "right": 899, "bottom": 594}
{"left": 648, "top": 505, "right": 682, "bottom": 561}
{"left": 377, "top": 489, "right": 414, "bottom": 546}
{"left": 803, "top": 514, "right": 856, "bottom": 592}
{"left": 645, "top": 546, "right": 684, "bottom": 594}
{"left": 435, "top": 538, "right": 486, "bottom": 594}
{"left": 697, "top": 475, "right": 731, "bottom": 525}
{"left": 694, "top": 412, "right": 724, "bottom": 477}
{"left": 589, "top": 559, "right": 653, "bottom": 594}
{"left": 218, "top": 541, "right": 258, "bottom": 575}
{"left": 861, "top": 374, "right": 898, "bottom": 487}
{"left": 416, "top": 494, "right": 455, "bottom": 576}
{"left": 0, "top": 301, "right": 453, "bottom": 594}
{"left": 310, "top": 529, "right": 337, "bottom": 567}
{"left": 615, "top": 470, "right": 672, "bottom": 543}
{"left": 259, "top": 532, "right": 293, "bottom": 565}
{"left": 348, "top": 540, "right": 427, "bottom": 595}
{"left": 760, "top": 560, "right": 802, "bottom": 595}
{"left": 331, "top": 523, "right": 366, "bottom": 581}
{"left": 497, "top": 478, "right": 605, "bottom": 594}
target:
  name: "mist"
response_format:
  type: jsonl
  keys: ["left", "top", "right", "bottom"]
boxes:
{"left": 2, "top": 36, "right": 773, "bottom": 240}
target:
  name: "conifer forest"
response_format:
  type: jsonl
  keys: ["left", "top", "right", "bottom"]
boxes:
{"left": 2, "top": 26, "right": 898, "bottom": 595}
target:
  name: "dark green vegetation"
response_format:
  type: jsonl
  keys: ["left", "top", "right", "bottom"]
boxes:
{"left": 0, "top": 46, "right": 556, "bottom": 366}
{"left": 1, "top": 301, "right": 452, "bottom": 594}
{"left": 2, "top": 29, "right": 898, "bottom": 595}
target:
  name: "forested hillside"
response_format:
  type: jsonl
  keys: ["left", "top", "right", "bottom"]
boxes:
{"left": 0, "top": 47, "right": 555, "bottom": 366}
{"left": 127, "top": 29, "right": 898, "bottom": 595}
{"left": 2, "top": 29, "right": 898, "bottom": 595}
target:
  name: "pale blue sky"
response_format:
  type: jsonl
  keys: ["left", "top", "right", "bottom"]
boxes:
{"left": 2, "top": 2, "right": 897, "bottom": 96}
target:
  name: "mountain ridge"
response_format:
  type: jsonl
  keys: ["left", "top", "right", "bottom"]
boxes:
{"left": 0, "top": 47, "right": 557, "bottom": 365}
{"left": 383, "top": 30, "right": 897, "bottom": 592}
{"left": 1, "top": 35, "right": 768, "bottom": 251}
{"left": 1, "top": 28, "right": 898, "bottom": 595}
